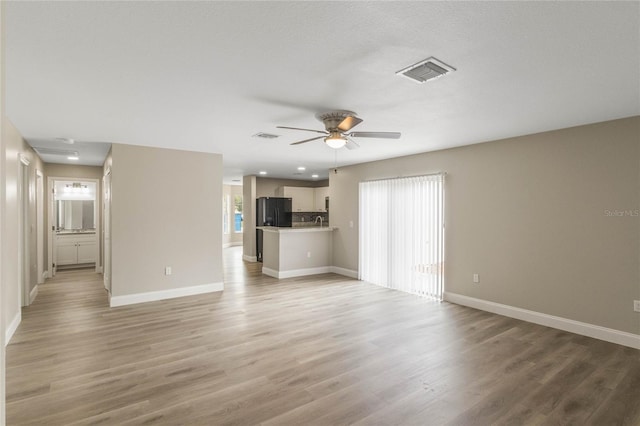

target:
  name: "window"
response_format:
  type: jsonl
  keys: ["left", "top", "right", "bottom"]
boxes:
{"left": 359, "top": 174, "right": 444, "bottom": 300}
{"left": 233, "top": 195, "right": 243, "bottom": 233}
{"left": 222, "top": 195, "right": 230, "bottom": 234}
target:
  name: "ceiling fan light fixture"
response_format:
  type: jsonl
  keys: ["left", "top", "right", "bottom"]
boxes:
{"left": 325, "top": 133, "right": 346, "bottom": 149}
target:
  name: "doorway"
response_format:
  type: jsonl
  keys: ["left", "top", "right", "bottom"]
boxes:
{"left": 47, "top": 177, "right": 101, "bottom": 277}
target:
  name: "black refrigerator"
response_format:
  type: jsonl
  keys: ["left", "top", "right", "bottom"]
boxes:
{"left": 256, "top": 197, "right": 292, "bottom": 262}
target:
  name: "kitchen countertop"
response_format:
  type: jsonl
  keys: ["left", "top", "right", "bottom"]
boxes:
{"left": 257, "top": 226, "right": 336, "bottom": 233}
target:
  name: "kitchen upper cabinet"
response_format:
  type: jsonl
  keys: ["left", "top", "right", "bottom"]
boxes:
{"left": 278, "top": 186, "right": 315, "bottom": 212}
{"left": 314, "top": 187, "right": 329, "bottom": 212}
{"left": 278, "top": 186, "right": 329, "bottom": 211}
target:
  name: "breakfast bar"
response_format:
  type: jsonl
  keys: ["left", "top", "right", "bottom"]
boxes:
{"left": 257, "top": 226, "right": 336, "bottom": 278}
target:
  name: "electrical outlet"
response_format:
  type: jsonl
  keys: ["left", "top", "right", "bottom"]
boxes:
{"left": 165, "top": 266, "right": 172, "bottom": 276}
{"left": 634, "top": 300, "right": 640, "bottom": 312}
{"left": 473, "top": 273, "right": 479, "bottom": 283}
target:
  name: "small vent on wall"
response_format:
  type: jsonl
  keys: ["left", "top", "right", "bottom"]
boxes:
{"left": 396, "top": 57, "right": 455, "bottom": 84}
{"left": 33, "top": 147, "right": 79, "bottom": 156}
{"left": 253, "top": 132, "right": 280, "bottom": 139}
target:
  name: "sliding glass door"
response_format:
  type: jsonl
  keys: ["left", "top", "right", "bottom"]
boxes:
{"left": 359, "top": 174, "right": 444, "bottom": 300}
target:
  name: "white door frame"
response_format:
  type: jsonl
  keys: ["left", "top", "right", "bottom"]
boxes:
{"left": 19, "top": 154, "right": 31, "bottom": 307}
{"left": 103, "top": 168, "right": 111, "bottom": 292}
{"left": 47, "top": 176, "right": 101, "bottom": 277}
{"left": 36, "top": 169, "right": 45, "bottom": 283}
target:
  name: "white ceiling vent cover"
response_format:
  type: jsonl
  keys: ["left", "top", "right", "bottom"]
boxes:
{"left": 253, "top": 132, "right": 279, "bottom": 139}
{"left": 396, "top": 57, "right": 456, "bottom": 84}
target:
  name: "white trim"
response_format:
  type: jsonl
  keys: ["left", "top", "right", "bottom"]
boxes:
{"left": 29, "top": 284, "right": 38, "bottom": 304}
{"left": 243, "top": 255, "right": 257, "bottom": 263}
{"left": 110, "top": 282, "right": 224, "bottom": 307}
{"left": 5, "top": 311, "right": 21, "bottom": 346}
{"left": 262, "top": 266, "right": 332, "bottom": 279}
{"left": 329, "top": 266, "right": 359, "bottom": 279}
{"left": 444, "top": 292, "right": 640, "bottom": 350}
{"left": 96, "top": 266, "right": 103, "bottom": 274}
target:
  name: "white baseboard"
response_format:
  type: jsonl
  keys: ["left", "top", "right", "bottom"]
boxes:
{"left": 110, "top": 282, "right": 224, "bottom": 307}
{"left": 243, "top": 255, "right": 257, "bottom": 263}
{"left": 96, "top": 266, "right": 103, "bottom": 273}
{"left": 5, "top": 311, "right": 21, "bottom": 346}
{"left": 330, "top": 266, "right": 359, "bottom": 279}
{"left": 444, "top": 292, "right": 640, "bottom": 350}
{"left": 262, "top": 266, "right": 332, "bottom": 279}
{"left": 29, "top": 285, "right": 39, "bottom": 304}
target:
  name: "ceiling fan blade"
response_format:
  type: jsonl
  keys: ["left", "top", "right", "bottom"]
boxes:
{"left": 349, "top": 131, "right": 401, "bottom": 139}
{"left": 290, "top": 136, "right": 325, "bottom": 145}
{"left": 277, "top": 126, "right": 328, "bottom": 135}
{"left": 337, "top": 116, "right": 363, "bottom": 132}
{"left": 345, "top": 137, "right": 360, "bottom": 150}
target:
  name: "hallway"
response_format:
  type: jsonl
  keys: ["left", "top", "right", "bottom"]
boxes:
{"left": 5, "top": 248, "right": 640, "bottom": 425}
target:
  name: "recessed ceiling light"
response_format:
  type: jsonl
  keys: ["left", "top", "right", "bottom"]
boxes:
{"left": 297, "top": 166, "right": 306, "bottom": 171}
{"left": 67, "top": 156, "right": 79, "bottom": 160}
{"left": 259, "top": 171, "right": 267, "bottom": 175}
{"left": 311, "top": 174, "right": 319, "bottom": 178}
{"left": 56, "top": 137, "right": 75, "bottom": 144}
{"left": 232, "top": 179, "right": 241, "bottom": 182}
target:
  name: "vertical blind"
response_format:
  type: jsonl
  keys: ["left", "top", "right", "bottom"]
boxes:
{"left": 359, "top": 174, "right": 444, "bottom": 300}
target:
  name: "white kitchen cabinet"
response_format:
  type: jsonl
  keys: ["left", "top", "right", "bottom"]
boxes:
{"left": 56, "top": 233, "right": 97, "bottom": 266}
{"left": 278, "top": 186, "right": 330, "bottom": 212}
{"left": 314, "top": 187, "right": 329, "bottom": 212}
{"left": 278, "top": 186, "right": 315, "bottom": 212}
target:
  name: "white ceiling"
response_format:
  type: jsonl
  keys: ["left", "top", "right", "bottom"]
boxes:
{"left": 6, "top": 2, "right": 639, "bottom": 183}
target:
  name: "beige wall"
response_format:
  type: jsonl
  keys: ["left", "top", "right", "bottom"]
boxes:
{"left": 110, "top": 144, "right": 223, "bottom": 298}
{"left": 256, "top": 177, "right": 328, "bottom": 197}
{"left": 43, "top": 163, "right": 104, "bottom": 274}
{"left": 223, "top": 184, "right": 243, "bottom": 247}
{"left": 2, "top": 119, "right": 44, "bottom": 336}
{"left": 330, "top": 116, "right": 640, "bottom": 334}
{"left": 1, "top": 3, "right": 6, "bottom": 420}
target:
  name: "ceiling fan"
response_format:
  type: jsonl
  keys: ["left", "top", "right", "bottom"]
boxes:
{"left": 277, "top": 110, "right": 401, "bottom": 150}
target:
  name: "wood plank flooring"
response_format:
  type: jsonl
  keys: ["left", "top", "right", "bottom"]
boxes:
{"left": 6, "top": 246, "right": 640, "bottom": 425}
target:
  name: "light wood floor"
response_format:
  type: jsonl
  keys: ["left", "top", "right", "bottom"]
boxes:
{"left": 6, "top": 247, "right": 640, "bottom": 425}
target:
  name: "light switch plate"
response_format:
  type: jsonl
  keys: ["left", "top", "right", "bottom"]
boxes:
{"left": 634, "top": 300, "right": 640, "bottom": 312}
{"left": 473, "top": 273, "right": 479, "bottom": 283}
{"left": 165, "top": 266, "right": 172, "bottom": 276}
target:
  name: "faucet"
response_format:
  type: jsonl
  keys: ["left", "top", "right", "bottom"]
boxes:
{"left": 314, "top": 216, "right": 323, "bottom": 227}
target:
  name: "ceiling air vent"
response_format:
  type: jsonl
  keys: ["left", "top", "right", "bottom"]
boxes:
{"left": 33, "top": 147, "right": 79, "bottom": 157}
{"left": 253, "top": 132, "right": 279, "bottom": 139}
{"left": 396, "top": 57, "right": 455, "bottom": 84}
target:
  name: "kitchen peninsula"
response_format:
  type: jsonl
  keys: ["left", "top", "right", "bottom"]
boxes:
{"left": 258, "top": 226, "right": 336, "bottom": 278}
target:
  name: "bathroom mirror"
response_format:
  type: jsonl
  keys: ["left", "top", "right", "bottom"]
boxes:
{"left": 56, "top": 200, "right": 95, "bottom": 231}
